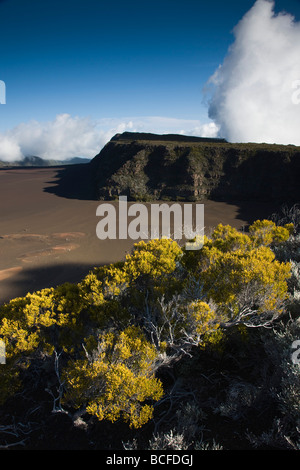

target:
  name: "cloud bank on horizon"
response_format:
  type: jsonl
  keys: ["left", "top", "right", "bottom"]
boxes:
{"left": 208, "top": 0, "right": 300, "bottom": 145}
{"left": 0, "top": 0, "right": 299, "bottom": 161}
{"left": 0, "top": 114, "right": 219, "bottom": 162}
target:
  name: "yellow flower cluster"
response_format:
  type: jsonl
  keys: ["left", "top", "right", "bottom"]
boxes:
{"left": 62, "top": 327, "right": 163, "bottom": 428}
{"left": 184, "top": 221, "right": 291, "bottom": 313}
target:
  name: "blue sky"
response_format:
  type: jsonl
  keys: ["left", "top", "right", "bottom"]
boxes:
{"left": 0, "top": 0, "right": 300, "bottom": 159}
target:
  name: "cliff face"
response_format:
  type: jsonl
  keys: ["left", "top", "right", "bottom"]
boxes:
{"left": 90, "top": 132, "right": 300, "bottom": 203}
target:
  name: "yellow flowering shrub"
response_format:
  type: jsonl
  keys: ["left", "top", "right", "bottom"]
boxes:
{"left": 0, "top": 283, "right": 99, "bottom": 404}
{"left": 54, "top": 282, "right": 88, "bottom": 320}
{"left": 0, "top": 316, "right": 40, "bottom": 359}
{"left": 62, "top": 327, "right": 163, "bottom": 428}
{"left": 90, "top": 263, "right": 129, "bottom": 298}
{"left": 0, "top": 220, "right": 293, "bottom": 426}
{"left": 187, "top": 300, "right": 220, "bottom": 337}
{"left": 0, "top": 291, "right": 56, "bottom": 404}
{"left": 181, "top": 222, "right": 291, "bottom": 326}
{"left": 123, "top": 238, "right": 183, "bottom": 303}
{"left": 0, "top": 289, "right": 58, "bottom": 356}
{"left": 211, "top": 224, "right": 255, "bottom": 252}
{"left": 200, "top": 245, "right": 290, "bottom": 306}
{"left": 124, "top": 238, "right": 182, "bottom": 280}
{"left": 249, "top": 219, "right": 293, "bottom": 246}
{"left": 86, "top": 363, "right": 162, "bottom": 428}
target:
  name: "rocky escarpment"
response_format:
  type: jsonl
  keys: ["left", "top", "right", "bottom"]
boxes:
{"left": 90, "top": 132, "right": 300, "bottom": 203}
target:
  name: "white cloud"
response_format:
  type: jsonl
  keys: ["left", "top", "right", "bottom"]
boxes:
{"left": 4, "top": 114, "right": 107, "bottom": 161}
{"left": 207, "top": 0, "right": 300, "bottom": 145}
{"left": 0, "top": 135, "right": 22, "bottom": 161}
{"left": 0, "top": 114, "right": 219, "bottom": 162}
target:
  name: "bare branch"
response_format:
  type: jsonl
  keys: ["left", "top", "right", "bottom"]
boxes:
{"left": 45, "top": 350, "right": 68, "bottom": 414}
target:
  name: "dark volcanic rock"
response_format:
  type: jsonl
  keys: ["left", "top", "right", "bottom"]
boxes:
{"left": 90, "top": 132, "right": 300, "bottom": 203}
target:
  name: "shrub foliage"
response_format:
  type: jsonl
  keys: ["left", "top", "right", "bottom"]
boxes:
{"left": 1, "top": 218, "right": 299, "bottom": 448}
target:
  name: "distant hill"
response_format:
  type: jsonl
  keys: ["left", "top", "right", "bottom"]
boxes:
{"left": 0, "top": 155, "right": 90, "bottom": 168}
{"left": 111, "top": 132, "right": 227, "bottom": 143}
{"left": 90, "top": 132, "right": 300, "bottom": 203}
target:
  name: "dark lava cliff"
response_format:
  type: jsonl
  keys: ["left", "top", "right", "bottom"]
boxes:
{"left": 90, "top": 132, "right": 300, "bottom": 203}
